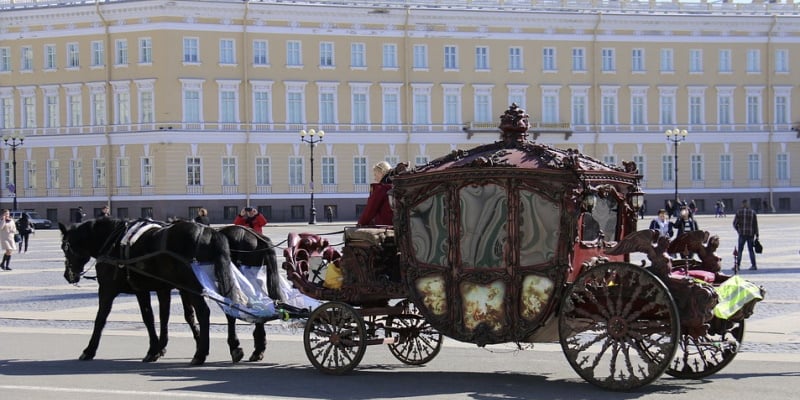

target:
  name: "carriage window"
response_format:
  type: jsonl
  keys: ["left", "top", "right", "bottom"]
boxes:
{"left": 582, "top": 196, "right": 619, "bottom": 242}
{"left": 409, "top": 192, "right": 449, "bottom": 266}
{"left": 519, "top": 190, "right": 561, "bottom": 266}
{"left": 459, "top": 184, "right": 508, "bottom": 268}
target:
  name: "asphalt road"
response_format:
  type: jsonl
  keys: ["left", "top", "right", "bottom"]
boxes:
{"left": 0, "top": 215, "right": 799, "bottom": 399}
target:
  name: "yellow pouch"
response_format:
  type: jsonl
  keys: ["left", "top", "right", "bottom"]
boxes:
{"left": 323, "top": 262, "right": 343, "bottom": 289}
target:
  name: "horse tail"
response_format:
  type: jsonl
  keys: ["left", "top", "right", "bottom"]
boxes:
{"left": 262, "top": 237, "right": 285, "bottom": 302}
{"left": 210, "top": 229, "right": 247, "bottom": 305}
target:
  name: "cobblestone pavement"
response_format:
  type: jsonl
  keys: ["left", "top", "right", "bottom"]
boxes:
{"left": 0, "top": 214, "right": 797, "bottom": 354}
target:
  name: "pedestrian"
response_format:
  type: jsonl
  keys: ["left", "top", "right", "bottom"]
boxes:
{"left": 194, "top": 208, "right": 210, "bottom": 226}
{"left": 638, "top": 199, "right": 647, "bottom": 220}
{"left": 74, "top": 206, "right": 86, "bottom": 223}
{"left": 648, "top": 209, "right": 673, "bottom": 239}
{"left": 234, "top": 206, "right": 267, "bottom": 234}
{"left": 357, "top": 161, "right": 394, "bottom": 226}
{"left": 97, "top": 205, "right": 111, "bottom": 218}
{"left": 672, "top": 206, "right": 699, "bottom": 238}
{"left": 325, "top": 206, "right": 334, "bottom": 223}
{"left": 689, "top": 199, "right": 697, "bottom": 215}
{"left": 733, "top": 200, "right": 759, "bottom": 271}
{"left": 0, "top": 209, "right": 19, "bottom": 270}
{"left": 16, "top": 212, "right": 34, "bottom": 253}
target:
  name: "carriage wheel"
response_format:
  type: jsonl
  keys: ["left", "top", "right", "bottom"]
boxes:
{"left": 666, "top": 318, "right": 745, "bottom": 379}
{"left": 387, "top": 313, "right": 443, "bottom": 365}
{"left": 303, "top": 301, "right": 367, "bottom": 375}
{"left": 559, "top": 262, "right": 679, "bottom": 391}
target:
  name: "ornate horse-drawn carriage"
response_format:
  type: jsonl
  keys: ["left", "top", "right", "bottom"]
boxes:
{"left": 283, "top": 104, "right": 764, "bottom": 390}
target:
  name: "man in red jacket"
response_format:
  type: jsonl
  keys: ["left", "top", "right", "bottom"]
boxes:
{"left": 357, "top": 161, "right": 393, "bottom": 226}
{"left": 234, "top": 206, "right": 267, "bottom": 234}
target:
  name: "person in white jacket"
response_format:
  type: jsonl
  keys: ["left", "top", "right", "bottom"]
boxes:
{"left": 0, "top": 209, "right": 19, "bottom": 270}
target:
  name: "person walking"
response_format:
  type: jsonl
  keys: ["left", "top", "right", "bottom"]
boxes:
{"left": 194, "top": 208, "right": 210, "bottom": 226}
{"left": 16, "top": 212, "right": 34, "bottom": 253}
{"left": 733, "top": 200, "right": 759, "bottom": 272}
{"left": 648, "top": 209, "right": 673, "bottom": 239}
{"left": 97, "top": 205, "right": 111, "bottom": 218}
{"left": 0, "top": 209, "right": 19, "bottom": 270}
{"left": 74, "top": 206, "right": 86, "bottom": 223}
{"left": 234, "top": 206, "right": 267, "bottom": 234}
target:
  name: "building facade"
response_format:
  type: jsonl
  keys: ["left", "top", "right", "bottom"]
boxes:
{"left": 1, "top": 0, "right": 798, "bottom": 224}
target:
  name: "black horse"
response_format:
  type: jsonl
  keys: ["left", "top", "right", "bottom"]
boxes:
{"left": 60, "top": 218, "right": 244, "bottom": 365}
{"left": 217, "top": 224, "right": 284, "bottom": 362}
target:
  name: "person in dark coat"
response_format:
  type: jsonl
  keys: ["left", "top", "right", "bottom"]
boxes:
{"left": 16, "top": 212, "right": 34, "bottom": 253}
{"left": 194, "top": 208, "right": 210, "bottom": 226}
{"left": 74, "top": 206, "right": 86, "bottom": 223}
{"left": 357, "top": 161, "right": 394, "bottom": 226}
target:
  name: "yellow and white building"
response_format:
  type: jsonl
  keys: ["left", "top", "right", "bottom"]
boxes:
{"left": 1, "top": 0, "right": 798, "bottom": 224}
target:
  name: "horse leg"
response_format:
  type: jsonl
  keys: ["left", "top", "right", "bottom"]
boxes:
{"left": 179, "top": 290, "right": 200, "bottom": 341}
{"left": 249, "top": 323, "right": 266, "bottom": 362}
{"left": 136, "top": 292, "right": 162, "bottom": 363}
{"left": 226, "top": 315, "right": 245, "bottom": 363}
{"left": 154, "top": 290, "right": 174, "bottom": 359}
{"left": 189, "top": 296, "right": 210, "bottom": 365}
{"left": 81, "top": 289, "right": 117, "bottom": 360}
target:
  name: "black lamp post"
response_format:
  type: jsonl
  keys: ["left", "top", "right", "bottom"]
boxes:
{"left": 300, "top": 128, "right": 324, "bottom": 224}
{"left": 665, "top": 128, "right": 688, "bottom": 205}
{"left": 2, "top": 132, "right": 25, "bottom": 211}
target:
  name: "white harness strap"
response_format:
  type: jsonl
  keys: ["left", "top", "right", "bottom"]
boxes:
{"left": 121, "top": 220, "right": 162, "bottom": 246}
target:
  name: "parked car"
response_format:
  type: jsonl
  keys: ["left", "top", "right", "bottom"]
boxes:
{"left": 10, "top": 210, "right": 52, "bottom": 230}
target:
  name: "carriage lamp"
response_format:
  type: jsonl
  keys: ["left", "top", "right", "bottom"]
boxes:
{"left": 2, "top": 132, "right": 25, "bottom": 211}
{"left": 628, "top": 186, "right": 645, "bottom": 211}
{"left": 665, "top": 128, "right": 688, "bottom": 204}
{"left": 300, "top": 129, "right": 325, "bottom": 224}
{"left": 581, "top": 191, "right": 597, "bottom": 213}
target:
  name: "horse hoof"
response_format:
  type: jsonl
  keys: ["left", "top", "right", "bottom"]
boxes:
{"left": 79, "top": 352, "right": 95, "bottom": 361}
{"left": 231, "top": 348, "right": 244, "bottom": 363}
{"left": 248, "top": 352, "right": 264, "bottom": 362}
{"left": 190, "top": 356, "right": 206, "bottom": 365}
{"left": 142, "top": 353, "right": 161, "bottom": 362}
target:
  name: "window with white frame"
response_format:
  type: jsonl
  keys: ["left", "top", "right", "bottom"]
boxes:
{"left": 385, "top": 155, "right": 399, "bottom": 168}
{"left": 775, "top": 49, "right": 789, "bottom": 73}
{"left": 321, "top": 156, "right": 335, "bottom": 185}
{"left": 70, "top": 159, "right": 82, "bottom": 188}
{"left": 138, "top": 84, "right": 154, "bottom": 124}
{"left": 47, "top": 159, "right": 59, "bottom": 189}
{"left": 23, "top": 160, "right": 37, "bottom": 189}
{"left": 572, "top": 48, "right": 585, "bottom": 72}
{"left": 45, "top": 93, "right": 58, "bottom": 128}
{"left": 255, "top": 157, "right": 271, "bottom": 186}
{"left": 288, "top": 156, "right": 303, "bottom": 186}
{"left": 474, "top": 85, "right": 493, "bottom": 123}
{"left": 115, "top": 39, "right": 128, "bottom": 66}
{"left": 222, "top": 157, "right": 236, "bottom": 186}
{"left": 351, "top": 43, "right": 366, "bottom": 68}
{"left": 475, "top": 46, "right": 489, "bottom": 70}
{"left": 689, "top": 49, "right": 703, "bottom": 73}
{"left": 181, "top": 79, "right": 203, "bottom": 123}
{"left": 658, "top": 87, "right": 676, "bottom": 126}
{"left": 689, "top": 95, "right": 703, "bottom": 125}
{"left": 287, "top": 91, "right": 304, "bottom": 124}
{"left": 444, "top": 45, "right": 458, "bottom": 70}
{"left": 220, "top": 89, "right": 237, "bottom": 123}
{"left": 112, "top": 83, "right": 131, "bottom": 125}
{"left": 412, "top": 84, "right": 432, "bottom": 125}
{"left": 720, "top": 154, "right": 732, "bottom": 182}
{"left": 603, "top": 155, "right": 617, "bottom": 166}
{"left": 633, "top": 154, "right": 646, "bottom": 181}
{"left": 219, "top": 39, "right": 235, "bottom": 65}
{"left": 509, "top": 47, "right": 522, "bottom": 71}
{"left": 413, "top": 44, "right": 427, "bottom": 69}
{"left": 746, "top": 90, "right": 761, "bottom": 125}
{"left": 542, "top": 47, "right": 556, "bottom": 71}
{"left": 507, "top": 84, "right": 526, "bottom": 112}
{"left": 253, "top": 40, "right": 269, "bottom": 66}
{"left": 252, "top": 83, "right": 272, "bottom": 124}
{"left": 319, "top": 91, "right": 336, "bottom": 125}
{"left": 21, "top": 46, "right": 33, "bottom": 71}
{"left": 66, "top": 88, "right": 81, "bottom": 127}
{"left": 690, "top": 154, "right": 703, "bottom": 182}
{"left": 776, "top": 153, "right": 789, "bottom": 181}
{"left": 44, "top": 44, "right": 56, "bottom": 70}
{"left": 141, "top": 157, "right": 153, "bottom": 186}
{"left": 541, "top": 85, "right": 560, "bottom": 123}
{"left": 415, "top": 155, "right": 428, "bottom": 167}
{"left": 631, "top": 48, "right": 644, "bottom": 72}
{"left": 717, "top": 88, "right": 733, "bottom": 125}
{"left": 93, "top": 158, "right": 106, "bottom": 188}
{"left": 747, "top": 153, "right": 760, "bottom": 180}
{"left": 600, "top": 86, "right": 618, "bottom": 125}
{"left": 67, "top": 43, "right": 80, "bottom": 68}
{"left": 0, "top": 48, "right": 10, "bottom": 72}
{"left": 746, "top": 49, "right": 760, "bottom": 73}
{"left": 286, "top": 40, "right": 302, "bottom": 66}
{"left": 91, "top": 41, "right": 104, "bottom": 67}
{"left": 187, "top": 157, "right": 201, "bottom": 186}
{"left": 718, "top": 49, "right": 732, "bottom": 73}
{"left": 381, "top": 83, "right": 401, "bottom": 127}
{"left": 139, "top": 38, "right": 152, "bottom": 64}
{"left": 660, "top": 48, "right": 673, "bottom": 72}
{"left": 444, "top": 91, "right": 461, "bottom": 125}
{"left": 21, "top": 94, "right": 35, "bottom": 128}
{"left": 631, "top": 94, "right": 646, "bottom": 126}
{"left": 601, "top": 48, "right": 615, "bottom": 72}
{"left": 570, "top": 85, "right": 589, "bottom": 125}
{"left": 382, "top": 44, "right": 398, "bottom": 69}
{"left": 319, "top": 42, "right": 334, "bottom": 67}
{"left": 662, "top": 155, "right": 674, "bottom": 182}
{"left": 350, "top": 83, "right": 370, "bottom": 125}
{"left": 117, "top": 157, "right": 130, "bottom": 187}
{"left": 183, "top": 38, "right": 199, "bottom": 63}
{"left": 353, "top": 156, "right": 367, "bottom": 185}
{"left": 0, "top": 95, "right": 11, "bottom": 130}
{"left": 775, "top": 95, "right": 788, "bottom": 125}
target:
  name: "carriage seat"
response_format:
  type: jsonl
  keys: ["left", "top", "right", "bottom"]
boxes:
{"left": 344, "top": 226, "right": 395, "bottom": 247}
{"left": 669, "top": 268, "right": 716, "bottom": 284}
{"left": 283, "top": 232, "right": 340, "bottom": 286}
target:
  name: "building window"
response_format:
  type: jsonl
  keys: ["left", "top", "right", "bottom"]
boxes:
{"left": 351, "top": 43, "right": 366, "bottom": 68}
{"left": 183, "top": 89, "right": 201, "bottom": 122}
{"left": 382, "top": 86, "right": 400, "bottom": 126}
{"left": 222, "top": 157, "right": 236, "bottom": 186}
{"left": 67, "top": 93, "right": 81, "bottom": 127}
{"left": 220, "top": 90, "right": 237, "bottom": 123}
{"left": 90, "top": 92, "right": 106, "bottom": 125}
{"left": 475, "top": 46, "right": 489, "bottom": 70}
{"left": 718, "top": 95, "right": 732, "bottom": 125}
{"left": 291, "top": 205, "right": 305, "bottom": 220}
{"left": 286, "top": 40, "right": 302, "bottom": 66}
{"left": 542, "top": 47, "right": 556, "bottom": 71}
{"left": 117, "top": 158, "right": 130, "bottom": 187}
{"left": 444, "top": 92, "right": 461, "bottom": 125}
{"left": 319, "top": 42, "right": 334, "bottom": 67}
{"left": 289, "top": 156, "right": 303, "bottom": 186}
{"left": 412, "top": 85, "right": 431, "bottom": 125}
{"left": 382, "top": 43, "right": 397, "bottom": 69}
{"left": 187, "top": 157, "right": 201, "bottom": 186}
{"left": 90, "top": 41, "right": 103, "bottom": 67}
{"left": 572, "top": 48, "right": 585, "bottom": 72}
{"left": 93, "top": 158, "right": 106, "bottom": 188}
{"left": 70, "top": 159, "right": 82, "bottom": 189}
{"left": 542, "top": 95, "right": 558, "bottom": 123}
{"left": 20, "top": 96, "right": 35, "bottom": 128}
{"left": 689, "top": 96, "right": 703, "bottom": 125}
{"left": 352, "top": 90, "right": 368, "bottom": 125}
{"left": 662, "top": 155, "right": 674, "bottom": 182}
{"left": 601, "top": 48, "right": 615, "bottom": 72}
{"left": 631, "top": 95, "right": 645, "bottom": 125}
{"left": 716, "top": 49, "right": 731, "bottom": 73}
{"left": 690, "top": 154, "right": 704, "bottom": 182}
{"left": 141, "top": 157, "right": 153, "bottom": 186}
{"left": 0, "top": 48, "right": 10, "bottom": 72}
{"left": 321, "top": 156, "right": 335, "bottom": 185}
{"left": 139, "top": 89, "right": 154, "bottom": 123}
{"left": 287, "top": 91, "right": 304, "bottom": 124}
{"left": 253, "top": 90, "right": 271, "bottom": 124}
{"left": 67, "top": 43, "right": 80, "bottom": 68}
{"left": 353, "top": 157, "right": 367, "bottom": 185}
{"left": 44, "top": 44, "right": 56, "bottom": 70}
{"left": 689, "top": 49, "right": 703, "bottom": 73}
{"left": 631, "top": 48, "right": 644, "bottom": 72}
{"left": 601, "top": 95, "right": 616, "bottom": 125}
{"left": 139, "top": 38, "right": 152, "bottom": 64}
{"left": 603, "top": 155, "right": 617, "bottom": 166}
{"left": 633, "top": 154, "right": 646, "bottom": 181}
{"left": 47, "top": 159, "right": 59, "bottom": 189}
{"left": 219, "top": 39, "right": 235, "bottom": 64}
{"left": 319, "top": 91, "right": 336, "bottom": 124}
{"left": 746, "top": 95, "right": 761, "bottom": 125}
{"left": 775, "top": 95, "right": 788, "bottom": 125}
{"left": 115, "top": 91, "right": 131, "bottom": 124}
{"left": 776, "top": 153, "right": 789, "bottom": 181}
{"left": 23, "top": 160, "right": 37, "bottom": 189}
{"left": 253, "top": 40, "right": 268, "bottom": 65}
{"left": 255, "top": 157, "right": 271, "bottom": 186}
{"left": 444, "top": 45, "right": 458, "bottom": 70}
{"left": 509, "top": 47, "right": 522, "bottom": 71}
{"left": 720, "top": 154, "right": 732, "bottom": 182}
{"left": 747, "top": 153, "right": 760, "bottom": 181}
{"left": 474, "top": 86, "right": 492, "bottom": 123}
{"left": 45, "top": 94, "right": 58, "bottom": 128}
{"left": 412, "top": 44, "right": 427, "bottom": 69}
{"left": 775, "top": 49, "right": 789, "bottom": 73}
{"left": 659, "top": 94, "right": 675, "bottom": 125}
{"left": 115, "top": 39, "right": 128, "bottom": 66}
{"left": 183, "top": 38, "right": 199, "bottom": 63}
{"left": 21, "top": 46, "right": 33, "bottom": 71}
{"left": 746, "top": 49, "right": 760, "bottom": 73}
{"left": 571, "top": 94, "right": 587, "bottom": 125}
{"left": 660, "top": 48, "right": 673, "bottom": 72}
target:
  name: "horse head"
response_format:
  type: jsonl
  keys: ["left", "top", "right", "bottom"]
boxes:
{"left": 59, "top": 222, "right": 93, "bottom": 284}
{"left": 59, "top": 218, "right": 126, "bottom": 284}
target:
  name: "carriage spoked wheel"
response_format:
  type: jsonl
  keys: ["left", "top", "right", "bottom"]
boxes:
{"left": 303, "top": 301, "right": 367, "bottom": 375}
{"left": 559, "top": 262, "right": 680, "bottom": 391}
{"left": 666, "top": 318, "right": 745, "bottom": 379}
{"left": 386, "top": 313, "right": 443, "bottom": 365}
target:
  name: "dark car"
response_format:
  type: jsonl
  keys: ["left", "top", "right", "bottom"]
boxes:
{"left": 10, "top": 211, "right": 52, "bottom": 230}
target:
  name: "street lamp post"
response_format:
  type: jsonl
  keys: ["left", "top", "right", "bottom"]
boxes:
{"left": 2, "top": 132, "right": 25, "bottom": 211}
{"left": 665, "top": 128, "right": 688, "bottom": 206}
{"left": 300, "top": 128, "right": 324, "bottom": 225}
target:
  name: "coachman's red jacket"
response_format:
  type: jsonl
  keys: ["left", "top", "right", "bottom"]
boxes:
{"left": 357, "top": 182, "right": 393, "bottom": 226}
